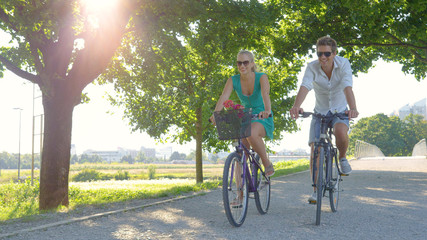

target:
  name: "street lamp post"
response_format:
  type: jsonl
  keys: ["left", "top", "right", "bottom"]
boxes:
{"left": 13, "top": 107, "right": 23, "bottom": 180}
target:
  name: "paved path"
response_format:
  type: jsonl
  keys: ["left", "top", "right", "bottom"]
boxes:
{"left": 1, "top": 157, "right": 426, "bottom": 239}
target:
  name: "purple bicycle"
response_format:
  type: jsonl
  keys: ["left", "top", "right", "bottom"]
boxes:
{"left": 213, "top": 108, "right": 271, "bottom": 227}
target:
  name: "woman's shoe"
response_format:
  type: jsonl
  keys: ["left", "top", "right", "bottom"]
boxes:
{"left": 230, "top": 197, "right": 243, "bottom": 208}
{"left": 265, "top": 162, "right": 275, "bottom": 178}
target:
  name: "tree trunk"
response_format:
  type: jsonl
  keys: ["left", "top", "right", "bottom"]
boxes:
{"left": 39, "top": 81, "right": 77, "bottom": 210}
{"left": 195, "top": 106, "right": 204, "bottom": 183}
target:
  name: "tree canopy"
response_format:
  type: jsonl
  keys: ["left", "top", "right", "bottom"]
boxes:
{"left": 271, "top": 0, "right": 426, "bottom": 80}
{"left": 100, "top": 0, "right": 303, "bottom": 182}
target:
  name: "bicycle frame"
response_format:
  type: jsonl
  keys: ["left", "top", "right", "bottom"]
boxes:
{"left": 229, "top": 139, "right": 267, "bottom": 193}
{"left": 312, "top": 119, "right": 336, "bottom": 190}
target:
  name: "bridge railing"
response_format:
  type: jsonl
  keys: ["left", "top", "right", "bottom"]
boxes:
{"left": 412, "top": 139, "right": 427, "bottom": 157}
{"left": 354, "top": 140, "right": 385, "bottom": 159}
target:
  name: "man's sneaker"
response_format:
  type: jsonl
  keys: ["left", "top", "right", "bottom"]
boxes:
{"left": 340, "top": 158, "right": 352, "bottom": 175}
{"left": 308, "top": 191, "right": 316, "bottom": 204}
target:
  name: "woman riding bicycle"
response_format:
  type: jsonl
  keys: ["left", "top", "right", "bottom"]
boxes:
{"left": 210, "top": 50, "right": 275, "bottom": 178}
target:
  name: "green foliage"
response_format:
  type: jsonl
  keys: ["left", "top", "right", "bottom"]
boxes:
{"left": 72, "top": 169, "right": 105, "bottom": 182}
{"left": 349, "top": 113, "right": 427, "bottom": 156}
{"left": 72, "top": 169, "right": 131, "bottom": 182}
{"left": 271, "top": 0, "right": 426, "bottom": 80}
{"left": 0, "top": 179, "right": 39, "bottom": 221}
{"left": 120, "top": 155, "right": 135, "bottom": 164}
{"left": 272, "top": 159, "right": 310, "bottom": 178}
{"left": 0, "top": 152, "right": 41, "bottom": 170}
{"left": 147, "top": 165, "right": 156, "bottom": 180}
{"left": 114, "top": 170, "right": 130, "bottom": 180}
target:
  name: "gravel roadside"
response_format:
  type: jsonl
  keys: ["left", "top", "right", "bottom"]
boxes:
{"left": 1, "top": 157, "right": 426, "bottom": 240}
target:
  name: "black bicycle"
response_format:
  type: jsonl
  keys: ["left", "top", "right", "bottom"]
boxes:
{"left": 213, "top": 108, "right": 271, "bottom": 227}
{"left": 301, "top": 111, "right": 347, "bottom": 225}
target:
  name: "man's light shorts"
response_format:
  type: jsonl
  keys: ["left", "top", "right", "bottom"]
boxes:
{"left": 308, "top": 111, "right": 349, "bottom": 145}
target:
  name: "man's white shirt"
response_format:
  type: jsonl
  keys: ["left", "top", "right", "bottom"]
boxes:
{"left": 301, "top": 55, "right": 353, "bottom": 115}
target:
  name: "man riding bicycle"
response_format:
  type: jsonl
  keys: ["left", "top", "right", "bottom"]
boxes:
{"left": 289, "top": 36, "right": 359, "bottom": 204}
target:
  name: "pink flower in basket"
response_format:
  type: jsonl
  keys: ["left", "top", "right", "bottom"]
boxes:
{"left": 232, "top": 104, "right": 244, "bottom": 110}
{"left": 223, "top": 100, "right": 235, "bottom": 110}
{"left": 223, "top": 100, "right": 246, "bottom": 118}
{"left": 223, "top": 100, "right": 244, "bottom": 110}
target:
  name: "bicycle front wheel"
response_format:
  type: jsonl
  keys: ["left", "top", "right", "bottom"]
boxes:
{"left": 329, "top": 148, "right": 341, "bottom": 212}
{"left": 254, "top": 154, "right": 271, "bottom": 214}
{"left": 222, "top": 152, "right": 249, "bottom": 227}
{"left": 315, "top": 146, "right": 325, "bottom": 226}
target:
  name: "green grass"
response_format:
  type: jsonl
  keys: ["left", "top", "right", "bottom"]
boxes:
{"left": 0, "top": 159, "right": 309, "bottom": 222}
{"left": 272, "top": 159, "right": 310, "bottom": 177}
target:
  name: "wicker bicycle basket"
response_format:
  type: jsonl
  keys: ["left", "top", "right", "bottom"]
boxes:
{"left": 214, "top": 108, "right": 252, "bottom": 140}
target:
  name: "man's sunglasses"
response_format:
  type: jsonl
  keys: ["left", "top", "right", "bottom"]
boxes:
{"left": 237, "top": 60, "right": 250, "bottom": 66}
{"left": 317, "top": 52, "right": 332, "bottom": 57}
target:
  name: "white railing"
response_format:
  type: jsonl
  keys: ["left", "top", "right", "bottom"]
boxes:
{"left": 354, "top": 140, "right": 385, "bottom": 159}
{"left": 412, "top": 139, "right": 427, "bottom": 157}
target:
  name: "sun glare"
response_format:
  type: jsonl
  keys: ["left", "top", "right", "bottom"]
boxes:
{"left": 81, "top": 0, "right": 119, "bottom": 14}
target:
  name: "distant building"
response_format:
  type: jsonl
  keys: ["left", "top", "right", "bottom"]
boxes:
{"left": 412, "top": 98, "right": 427, "bottom": 120}
{"left": 83, "top": 149, "right": 122, "bottom": 163}
{"left": 156, "top": 146, "right": 172, "bottom": 159}
{"left": 394, "top": 98, "right": 427, "bottom": 120}
{"left": 83, "top": 148, "right": 136, "bottom": 163}
{"left": 140, "top": 146, "right": 156, "bottom": 158}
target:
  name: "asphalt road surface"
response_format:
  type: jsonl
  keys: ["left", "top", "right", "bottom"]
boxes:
{"left": 1, "top": 156, "right": 426, "bottom": 240}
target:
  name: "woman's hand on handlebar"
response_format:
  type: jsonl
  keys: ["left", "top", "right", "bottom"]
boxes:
{"left": 258, "top": 110, "right": 271, "bottom": 119}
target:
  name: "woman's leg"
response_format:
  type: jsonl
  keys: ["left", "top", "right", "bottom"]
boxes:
{"left": 246, "top": 122, "right": 270, "bottom": 168}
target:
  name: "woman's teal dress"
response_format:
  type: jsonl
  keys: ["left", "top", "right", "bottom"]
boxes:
{"left": 231, "top": 72, "right": 274, "bottom": 139}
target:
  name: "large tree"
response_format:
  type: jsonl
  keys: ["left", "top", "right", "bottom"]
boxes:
{"left": 100, "top": 0, "right": 302, "bottom": 182}
{"left": 271, "top": 0, "right": 426, "bottom": 80}
{"left": 0, "top": 0, "right": 135, "bottom": 209}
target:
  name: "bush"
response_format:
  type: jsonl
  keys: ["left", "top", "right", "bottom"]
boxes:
{"left": 72, "top": 169, "right": 104, "bottom": 182}
{"left": 114, "top": 170, "right": 130, "bottom": 180}
{"left": 148, "top": 165, "right": 156, "bottom": 179}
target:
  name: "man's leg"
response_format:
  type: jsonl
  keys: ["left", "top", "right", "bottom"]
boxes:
{"left": 334, "top": 123, "right": 349, "bottom": 159}
{"left": 334, "top": 122, "right": 352, "bottom": 174}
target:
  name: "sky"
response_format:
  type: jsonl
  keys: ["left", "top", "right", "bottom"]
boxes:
{"left": 1, "top": 31, "right": 426, "bottom": 155}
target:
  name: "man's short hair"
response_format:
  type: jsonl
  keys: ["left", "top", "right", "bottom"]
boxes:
{"left": 316, "top": 36, "right": 337, "bottom": 53}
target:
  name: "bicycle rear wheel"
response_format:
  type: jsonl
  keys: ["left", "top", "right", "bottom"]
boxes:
{"left": 254, "top": 155, "right": 271, "bottom": 214}
{"left": 329, "top": 148, "right": 340, "bottom": 212}
{"left": 222, "top": 152, "right": 249, "bottom": 227}
{"left": 315, "top": 146, "right": 325, "bottom": 226}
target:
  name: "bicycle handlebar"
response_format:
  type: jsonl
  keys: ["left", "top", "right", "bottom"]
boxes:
{"left": 299, "top": 111, "right": 348, "bottom": 120}
{"left": 251, "top": 113, "right": 272, "bottom": 120}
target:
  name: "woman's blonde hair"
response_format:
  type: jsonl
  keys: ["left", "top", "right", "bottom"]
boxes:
{"left": 237, "top": 50, "right": 257, "bottom": 72}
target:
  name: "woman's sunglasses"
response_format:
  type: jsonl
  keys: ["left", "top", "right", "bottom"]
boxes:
{"left": 237, "top": 60, "right": 250, "bottom": 66}
{"left": 317, "top": 52, "right": 332, "bottom": 57}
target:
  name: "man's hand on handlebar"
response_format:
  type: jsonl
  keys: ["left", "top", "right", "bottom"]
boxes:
{"left": 290, "top": 106, "right": 304, "bottom": 120}
{"left": 345, "top": 109, "right": 359, "bottom": 119}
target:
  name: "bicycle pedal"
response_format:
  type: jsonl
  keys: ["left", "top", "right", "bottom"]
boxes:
{"left": 340, "top": 173, "right": 349, "bottom": 176}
